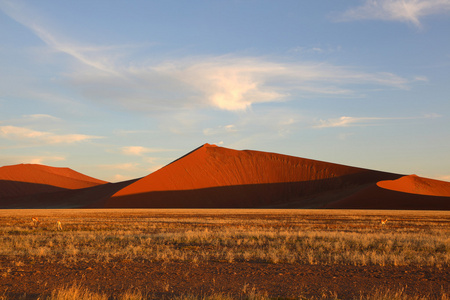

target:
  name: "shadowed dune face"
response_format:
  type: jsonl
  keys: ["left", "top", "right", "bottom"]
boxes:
{"left": 0, "top": 180, "right": 67, "bottom": 199}
{"left": 2, "top": 145, "right": 449, "bottom": 210}
{"left": 326, "top": 175, "right": 450, "bottom": 210}
{"left": 106, "top": 144, "right": 401, "bottom": 208}
{"left": 326, "top": 184, "right": 450, "bottom": 210}
{"left": 1, "top": 180, "right": 138, "bottom": 209}
{"left": 0, "top": 164, "right": 109, "bottom": 204}
{"left": 0, "top": 164, "right": 107, "bottom": 191}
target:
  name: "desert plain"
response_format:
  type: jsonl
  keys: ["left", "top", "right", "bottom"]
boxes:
{"left": 1, "top": 209, "right": 449, "bottom": 300}
{"left": 1, "top": 145, "right": 450, "bottom": 299}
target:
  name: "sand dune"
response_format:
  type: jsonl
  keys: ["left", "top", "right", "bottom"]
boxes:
{"left": 1, "top": 145, "right": 449, "bottom": 210}
{"left": 105, "top": 144, "right": 401, "bottom": 208}
{"left": 0, "top": 164, "right": 107, "bottom": 200}
{"left": 377, "top": 175, "right": 450, "bottom": 196}
{"left": 326, "top": 175, "right": 450, "bottom": 210}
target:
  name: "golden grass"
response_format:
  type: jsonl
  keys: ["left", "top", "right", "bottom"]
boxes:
{"left": 1, "top": 209, "right": 449, "bottom": 267}
{"left": 2, "top": 283, "right": 447, "bottom": 300}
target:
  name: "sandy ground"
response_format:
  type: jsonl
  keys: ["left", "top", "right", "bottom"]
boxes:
{"left": 1, "top": 259, "right": 449, "bottom": 299}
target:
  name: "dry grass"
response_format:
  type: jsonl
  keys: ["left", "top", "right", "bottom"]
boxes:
{"left": 0, "top": 209, "right": 449, "bottom": 267}
{"left": 1, "top": 283, "right": 447, "bottom": 300}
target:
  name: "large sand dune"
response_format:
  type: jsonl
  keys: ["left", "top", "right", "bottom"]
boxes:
{"left": 103, "top": 144, "right": 401, "bottom": 208}
{"left": 1, "top": 144, "right": 449, "bottom": 209}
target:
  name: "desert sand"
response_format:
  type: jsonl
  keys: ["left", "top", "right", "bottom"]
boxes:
{"left": 105, "top": 144, "right": 401, "bottom": 208}
{"left": 0, "top": 164, "right": 107, "bottom": 200}
{"left": 1, "top": 144, "right": 450, "bottom": 209}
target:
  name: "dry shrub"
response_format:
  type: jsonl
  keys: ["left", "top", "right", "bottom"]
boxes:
{"left": 359, "top": 286, "right": 449, "bottom": 300}
{"left": 48, "top": 283, "right": 108, "bottom": 300}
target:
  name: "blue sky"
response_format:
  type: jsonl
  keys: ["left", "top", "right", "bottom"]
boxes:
{"left": 1, "top": 0, "right": 449, "bottom": 182}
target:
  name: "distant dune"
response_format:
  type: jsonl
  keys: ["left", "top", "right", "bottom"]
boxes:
{"left": 1, "top": 145, "right": 449, "bottom": 210}
{"left": 0, "top": 164, "right": 107, "bottom": 200}
{"left": 326, "top": 175, "right": 450, "bottom": 210}
{"left": 377, "top": 175, "right": 450, "bottom": 197}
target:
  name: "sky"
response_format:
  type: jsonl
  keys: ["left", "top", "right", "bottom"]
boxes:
{"left": 1, "top": 0, "right": 449, "bottom": 183}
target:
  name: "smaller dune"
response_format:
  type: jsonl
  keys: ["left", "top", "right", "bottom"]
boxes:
{"left": 377, "top": 175, "right": 450, "bottom": 197}
{"left": 0, "top": 164, "right": 108, "bottom": 200}
{"left": 0, "top": 164, "right": 107, "bottom": 189}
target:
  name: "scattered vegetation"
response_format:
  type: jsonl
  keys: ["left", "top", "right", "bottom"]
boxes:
{"left": 0, "top": 209, "right": 449, "bottom": 267}
{"left": 2, "top": 283, "right": 448, "bottom": 300}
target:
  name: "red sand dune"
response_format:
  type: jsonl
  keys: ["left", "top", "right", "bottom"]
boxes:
{"left": 326, "top": 175, "right": 450, "bottom": 210}
{"left": 2, "top": 145, "right": 449, "bottom": 210}
{"left": 0, "top": 164, "right": 107, "bottom": 199}
{"left": 377, "top": 175, "right": 450, "bottom": 197}
{"left": 104, "top": 144, "right": 401, "bottom": 208}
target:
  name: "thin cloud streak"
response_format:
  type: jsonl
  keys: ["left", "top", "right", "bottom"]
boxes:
{"left": 0, "top": 125, "right": 102, "bottom": 144}
{"left": 314, "top": 114, "right": 441, "bottom": 128}
{"left": 121, "top": 146, "right": 172, "bottom": 156}
{"left": 0, "top": 3, "right": 415, "bottom": 112}
{"left": 0, "top": 1, "right": 121, "bottom": 74}
{"left": 0, "top": 155, "right": 66, "bottom": 166}
{"left": 336, "top": 0, "right": 450, "bottom": 27}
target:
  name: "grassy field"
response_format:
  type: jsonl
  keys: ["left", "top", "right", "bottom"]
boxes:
{"left": 1, "top": 209, "right": 449, "bottom": 266}
{"left": 0, "top": 209, "right": 449, "bottom": 299}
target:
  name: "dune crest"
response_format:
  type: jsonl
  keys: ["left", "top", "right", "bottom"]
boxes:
{"left": 377, "top": 175, "right": 450, "bottom": 197}
{"left": 107, "top": 144, "right": 400, "bottom": 208}
{"left": 1, "top": 145, "right": 449, "bottom": 210}
{"left": 0, "top": 164, "right": 107, "bottom": 199}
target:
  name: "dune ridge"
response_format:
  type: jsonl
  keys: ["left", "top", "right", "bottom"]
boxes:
{"left": 106, "top": 144, "right": 402, "bottom": 208}
{"left": 0, "top": 164, "right": 107, "bottom": 199}
{"left": 0, "top": 164, "right": 107, "bottom": 188}
{"left": 1, "top": 144, "right": 449, "bottom": 210}
{"left": 377, "top": 174, "right": 450, "bottom": 197}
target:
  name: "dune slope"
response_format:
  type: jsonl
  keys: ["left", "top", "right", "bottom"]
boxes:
{"left": 377, "top": 175, "right": 450, "bottom": 196}
{"left": 105, "top": 144, "right": 401, "bottom": 208}
{"left": 326, "top": 175, "right": 450, "bottom": 210}
{"left": 0, "top": 164, "right": 107, "bottom": 200}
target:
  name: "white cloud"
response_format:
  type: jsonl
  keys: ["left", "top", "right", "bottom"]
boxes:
{"left": 22, "top": 114, "right": 61, "bottom": 122}
{"left": 147, "top": 164, "right": 165, "bottom": 174}
{"left": 121, "top": 146, "right": 151, "bottom": 156}
{"left": 0, "top": 1, "right": 418, "bottom": 113}
{"left": 121, "top": 146, "right": 173, "bottom": 156}
{"left": 0, "top": 155, "right": 66, "bottom": 166}
{"left": 336, "top": 0, "right": 450, "bottom": 27}
{"left": 314, "top": 116, "right": 384, "bottom": 128}
{"left": 111, "top": 174, "right": 134, "bottom": 182}
{"left": 436, "top": 175, "right": 450, "bottom": 182}
{"left": 99, "top": 163, "right": 139, "bottom": 171}
{"left": 0, "top": 125, "right": 102, "bottom": 144}
{"left": 28, "top": 156, "right": 66, "bottom": 164}
{"left": 314, "top": 114, "right": 441, "bottom": 128}
{"left": 203, "top": 124, "right": 238, "bottom": 136}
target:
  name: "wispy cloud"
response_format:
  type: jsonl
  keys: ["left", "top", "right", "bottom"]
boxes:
{"left": 314, "top": 114, "right": 441, "bottom": 128}
{"left": 314, "top": 116, "right": 386, "bottom": 128}
{"left": 0, "top": 125, "right": 102, "bottom": 144}
{"left": 27, "top": 156, "right": 66, "bottom": 164}
{"left": 0, "top": 2, "right": 415, "bottom": 113}
{"left": 22, "top": 114, "right": 61, "bottom": 122}
{"left": 436, "top": 175, "right": 450, "bottom": 182}
{"left": 68, "top": 56, "right": 412, "bottom": 113}
{"left": 0, "top": 1, "right": 139, "bottom": 77}
{"left": 335, "top": 0, "right": 450, "bottom": 27}
{"left": 0, "top": 155, "right": 66, "bottom": 166}
{"left": 121, "top": 146, "right": 170, "bottom": 156}
{"left": 203, "top": 124, "right": 238, "bottom": 136}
